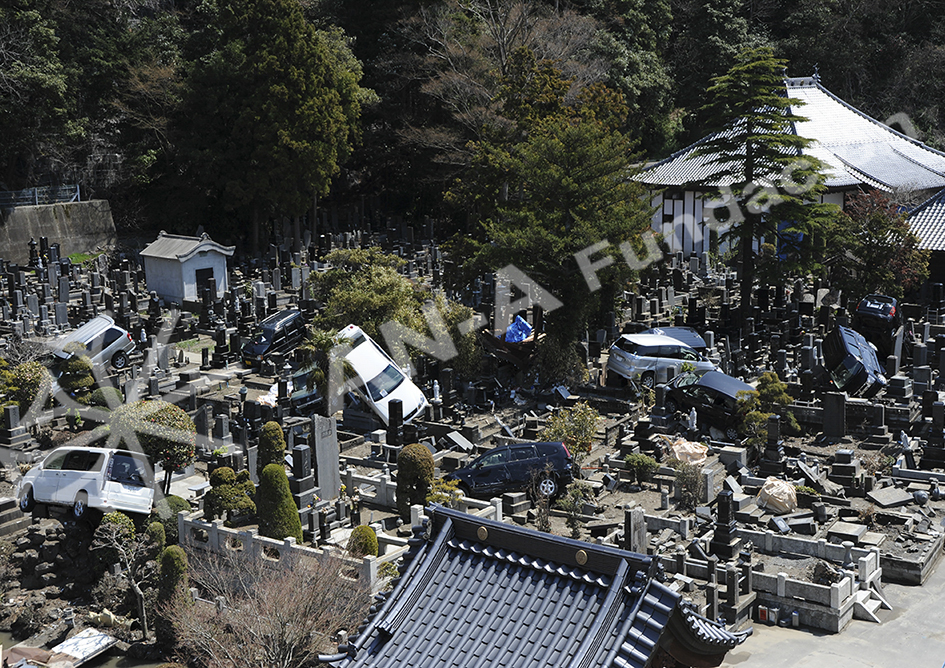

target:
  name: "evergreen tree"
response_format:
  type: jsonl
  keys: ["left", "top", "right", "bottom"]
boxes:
{"left": 108, "top": 400, "right": 197, "bottom": 495}
{"left": 693, "top": 46, "right": 834, "bottom": 323}
{"left": 257, "top": 421, "right": 287, "bottom": 477}
{"left": 450, "top": 61, "right": 654, "bottom": 380}
{"left": 175, "top": 0, "right": 369, "bottom": 250}
{"left": 257, "top": 463, "right": 303, "bottom": 542}
{"left": 396, "top": 443, "right": 435, "bottom": 521}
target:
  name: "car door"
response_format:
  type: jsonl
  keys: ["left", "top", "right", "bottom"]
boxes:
{"left": 55, "top": 450, "right": 104, "bottom": 506}
{"left": 34, "top": 450, "right": 68, "bottom": 503}
{"left": 657, "top": 344, "right": 683, "bottom": 377}
{"left": 466, "top": 449, "right": 511, "bottom": 495}
{"left": 504, "top": 445, "right": 538, "bottom": 493}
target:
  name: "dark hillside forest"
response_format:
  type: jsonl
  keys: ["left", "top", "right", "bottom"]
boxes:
{"left": 2, "top": 0, "right": 944, "bottom": 249}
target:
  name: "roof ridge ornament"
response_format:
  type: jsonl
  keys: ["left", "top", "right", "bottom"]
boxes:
{"left": 813, "top": 63, "right": 820, "bottom": 82}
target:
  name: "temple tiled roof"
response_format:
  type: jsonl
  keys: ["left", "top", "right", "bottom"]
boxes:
{"left": 637, "top": 77, "right": 945, "bottom": 193}
{"left": 908, "top": 188, "right": 945, "bottom": 251}
{"left": 321, "top": 506, "right": 747, "bottom": 668}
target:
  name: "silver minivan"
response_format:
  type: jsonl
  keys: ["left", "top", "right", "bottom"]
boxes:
{"left": 17, "top": 446, "right": 155, "bottom": 519}
{"left": 606, "top": 333, "right": 717, "bottom": 389}
{"left": 51, "top": 315, "right": 137, "bottom": 371}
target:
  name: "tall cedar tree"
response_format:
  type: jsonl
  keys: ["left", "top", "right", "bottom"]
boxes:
{"left": 176, "top": 0, "right": 365, "bottom": 251}
{"left": 693, "top": 46, "right": 834, "bottom": 323}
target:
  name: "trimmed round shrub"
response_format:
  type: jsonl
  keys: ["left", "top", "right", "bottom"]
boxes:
{"left": 102, "top": 510, "right": 137, "bottom": 539}
{"left": 150, "top": 495, "right": 191, "bottom": 546}
{"left": 10, "top": 361, "right": 51, "bottom": 416}
{"left": 87, "top": 386, "right": 124, "bottom": 408}
{"left": 257, "top": 421, "right": 286, "bottom": 476}
{"left": 59, "top": 354, "right": 94, "bottom": 393}
{"left": 93, "top": 512, "right": 137, "bottom": 575}
{"left": 209, "top": 466, "right": 237, "bottom": 487}
{"left": 624, "top": 454, "right": 659, "bottom": 485}
{"left": 109, "top": 400, "right": 196, "bottom": 490}
{"left": 347, "top": 524, "right": 378, "bottom": 557}
{"left": 396, "top": 443, "right": 435, "bottom": 521}
{"left": 146, "top": 521, "right": 166, "bottom": 559}
{"left": 256, "top": 463, "right": 302, "bottom": 542}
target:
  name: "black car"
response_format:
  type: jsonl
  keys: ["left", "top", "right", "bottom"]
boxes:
{"left": 446, "top": 442, "right": 575, "bottom": 499}
{"left": 664, "top": 370, "right": 754, "bottom": 441}
{"left": 853, "top": 294, "right": 900, "bottom": 358}
{"left": 822, "top": 326, "right": 887, "bottom": 397}
{"left": 241, "top": 309, "right": 306, "bottom": 367}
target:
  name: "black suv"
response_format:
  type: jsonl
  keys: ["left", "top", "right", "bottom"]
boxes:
{"left": 446, "top": 442, "right": 575, "bottom": 499}
{"left": 853, "top": 294, "right": 900, "bottom": 358}
{"left": 664, "top": 370, "right": 754, "bottom": 441}
{"left": 241, "top": 309, "right": 306, "bottom": 367}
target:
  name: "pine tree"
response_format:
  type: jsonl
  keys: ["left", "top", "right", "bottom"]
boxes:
{"left": 693, "top": 46, "right": 834, "bottom": 323}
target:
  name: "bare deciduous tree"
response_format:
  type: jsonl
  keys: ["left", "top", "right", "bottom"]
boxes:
{"left": 400, "top": 0, "right": 605, "bottom": 165}
{"left": 165, "top": 551, "right": 371, "bottom": 668}
{"left": 91, "top": 518, "right": 161, "bottom": 640}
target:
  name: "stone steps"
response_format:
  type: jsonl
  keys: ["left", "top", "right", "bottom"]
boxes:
{"left": 0, "top": 496, "right": 30, "bottom": 536}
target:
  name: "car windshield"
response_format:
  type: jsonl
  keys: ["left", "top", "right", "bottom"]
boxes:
{"left": 365, "top": 364, "right": 405, "bottom": 401}
{"left": 108, "top": 453, "right": 153, "bottom": 487}
{"left": 828, "top": 357, "right": 861, "bottom": 389}
{"left": 251, "top": 328, "right": 274, "bottom": 345}
{"left": 675, "top": 372, "right": 700, "bottom": 388}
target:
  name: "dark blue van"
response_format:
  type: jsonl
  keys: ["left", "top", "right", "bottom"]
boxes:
{"left": 822, "top": 326, "right": 887, "bottom": 397}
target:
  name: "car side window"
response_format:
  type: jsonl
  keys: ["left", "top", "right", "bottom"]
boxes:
{"left": 509, "top": 446, "right": 536, "bottom": 462}
{"left": 679, "top": 348, "right": 698, "bottom": 361}
{"left": 478, "top": 449, "right": 509, "bottom": 468}
{"left": 44, "top": 452, "right": 68, "bottom": 470}
{"left": 102, "top": 328, "right": 123, "bottom": 347}
{"left": 63, "top": 450, "right": 101, "bottom": 471}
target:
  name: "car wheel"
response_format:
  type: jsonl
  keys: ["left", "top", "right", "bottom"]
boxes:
{"left": 725, "top": 426, "right": 740, "bottom": 442}
{"left": 457, "top": 483, "right": 471, "bottom": 499}
{"left": 72, "top": 493, "right": 89, "bottom": 520}
{"left": 111, "top": 351, "right": 129, "bottom": 370}
{"left": 537, "top": 476, "right": 558, "bottom": 498}
{"left": 664, "top": 397, "right": 679, "bottom": 414}
{"left": 19, "top": 487, "right": 34, "bottom": 513}
{"left": 640, "top": 372, "right": 655, "bottom": 390}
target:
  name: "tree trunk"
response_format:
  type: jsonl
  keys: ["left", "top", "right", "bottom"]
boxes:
{"left": 252, "top": 207, "right": 260, "bottom": 257}
{"left": 133, "top": 583, "right": 149, "bottom": 640}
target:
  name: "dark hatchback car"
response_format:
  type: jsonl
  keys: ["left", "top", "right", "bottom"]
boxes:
{"left": 446, "top": 442, "right": 575, "bottom": 499}
{"left": 664, "top": 370, "right": 754, "bottom": 441}
{"left": 822, "top": 325, "right": 887, "bottom": 397}
{"left": 241, "top": 309, "right": 306, "bottom": 367}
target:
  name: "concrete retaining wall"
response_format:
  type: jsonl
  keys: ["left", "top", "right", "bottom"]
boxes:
{"left": 0, "top": 201, "right": 117, "bottom": 264}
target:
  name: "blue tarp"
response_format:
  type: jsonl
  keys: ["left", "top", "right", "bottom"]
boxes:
{"left": 504, "top": 316, "right": 533, "bottom": 343}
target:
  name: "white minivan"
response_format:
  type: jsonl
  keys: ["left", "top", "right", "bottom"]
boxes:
{"left": 17, "top": 446, "right": 155, "bottom": 519}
